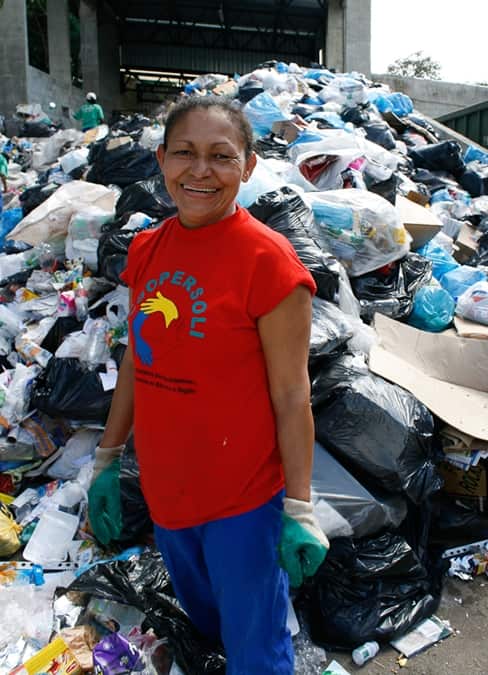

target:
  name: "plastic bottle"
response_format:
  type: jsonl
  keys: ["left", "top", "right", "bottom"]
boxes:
{"left": 84, "top": 318, "right": 110, "bottom": 370}
{"left": 74, "top": 278, "right": 89, "bottom": 321}
{"left": 351, "top": 641, "right": 380, "bottom": 666}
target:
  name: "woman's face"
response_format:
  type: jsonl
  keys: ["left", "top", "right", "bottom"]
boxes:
{"left": 157, "top": 108, "right": 256, "bottom": 228}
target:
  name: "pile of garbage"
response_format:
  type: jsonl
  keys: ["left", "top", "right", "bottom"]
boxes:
{"left": 1, "top": 61, "right": 488, "bottom": 674}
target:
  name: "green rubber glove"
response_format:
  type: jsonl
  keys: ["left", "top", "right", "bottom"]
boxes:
{"left": 88, "top": 458, "right": 122, "bottom": 546}
{"left": 279, "top": 498, "right": 329, "bottom": 588}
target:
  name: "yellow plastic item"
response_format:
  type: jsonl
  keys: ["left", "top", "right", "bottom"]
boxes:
{"left": 0, "top": 502, "right": 22, "bottom": 557}
{"left": 10, "top": 636, "right": 83, "bottom": 675}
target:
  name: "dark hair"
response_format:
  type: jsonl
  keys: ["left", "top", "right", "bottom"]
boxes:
{"left": 163, "top": 96, "right": 254, "bottom": 159}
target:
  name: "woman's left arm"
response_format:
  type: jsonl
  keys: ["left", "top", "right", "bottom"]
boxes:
{"left": 257, "top": 285, "right": 314, "bottom": 501}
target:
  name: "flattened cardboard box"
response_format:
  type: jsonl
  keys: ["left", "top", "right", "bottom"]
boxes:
{"left": 439, "top": 461, "right": 487, "bottom": 498}
{"left": 369, "top": 314, "right": 488, "bottom": 440}
{"left": 395, "top": 194, "right": 442, "bottom": 250}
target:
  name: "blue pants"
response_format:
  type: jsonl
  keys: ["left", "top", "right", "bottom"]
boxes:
{"left": 154, "top": 492, "right": 293, "bottom": 675}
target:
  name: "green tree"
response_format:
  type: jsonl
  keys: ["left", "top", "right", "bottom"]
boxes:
{"left": 387, "top": 51, "right": 442, "bottom": 80}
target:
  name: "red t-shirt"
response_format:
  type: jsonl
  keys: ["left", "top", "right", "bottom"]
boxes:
{"left": 120, "top": 206, "right": 316, "bottom": 528}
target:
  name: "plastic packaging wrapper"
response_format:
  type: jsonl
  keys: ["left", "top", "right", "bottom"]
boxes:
{"left": 115, "top": 174, "right": 177, "bottom": 220}
{"left": 309, "top": 297, "right": 353, "bottom": 363}
{"left": 456, "top": 280, "right": 488, "bottom": 325}
{"left": 47, "top": 428, "right": 102, "bottom": 480}
{"left": 351, "top": 253, "right": 432, "bottom": 322}
{"left": 29, "top": 357, "right": 114, "bottom": 423}
{"left": 87, "top": 140, "right": 160, "bottom": 188}
{"left": 93, "top": 632, "right": 144, "bottom": 674}
{"left": 67, "top": 550, "right": 226, "bottom": 674}
{"left": 439, "top": 265, "right": 486, "bottom": 302}
{"left": 304, "top": 532, "right": 442, "bottom": 649}
{"left": 408, "top": 286, "right": 455, "bottom": 332}
{"left": 0, "top": 584, "right": 55, "bottom": 650}
{"left": 307, "top": 189, "right": 411, "bottom": 277}
{"left": 312, "top": 352, "right": 442, "bottom": 504}
{"left": 248, "top": 187, "right": 340, "bottom": 300}
{"left": 312, "top": 442, "right": 406, "bottom": 539}
{"left": 6, "top": 181, "right": 117, "bottom": 246}
{"left": 0, "top": 363, "right": 41, "bottom": 431}
{"left": 408, "top": 140, "right": 465, "bottom": 178}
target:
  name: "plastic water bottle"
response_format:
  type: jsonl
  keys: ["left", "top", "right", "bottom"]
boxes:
{"left": 84, "top": 318, "right": 110, "bottom": 370}
{"left": 352, "top": 641, "right": 380, "bottom": 666}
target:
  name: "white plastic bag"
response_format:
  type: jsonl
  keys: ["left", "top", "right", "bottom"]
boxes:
{"left": 7, "top": 181, "right": 117, "bottom": 246}
{"left": 456, "top": 281, "right": 488, "bottom": 325}
{"left": 59, "top": 147, "right": 89, "bottom": 174}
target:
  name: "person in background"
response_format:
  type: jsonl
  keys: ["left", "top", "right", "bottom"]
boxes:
{"left": 87, "top": 96, "right": 328, "bottom": 674}
{"left": 73, "top": 92, "right": 105, "bottom": 131}
{"left": 0, "top": 152, "right": 9, "bottom": 213}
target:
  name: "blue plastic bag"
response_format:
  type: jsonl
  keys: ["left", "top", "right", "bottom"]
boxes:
{"left": 0, "top": 207, "right": 23, "bottom": 248}
{"left": 243, "top": 91, "right": 289, "bottom": 137}
{"left": 416, "top": 239, "right": 459, "bottom": 280}
{"left": 464, "top": 145, "right": 488, "bottom": 165}
{"left": 408, "top": 286, "right": 455, "bottom": 332}
{"left": 440, "top": 265, "right": 486, "bottom": 301}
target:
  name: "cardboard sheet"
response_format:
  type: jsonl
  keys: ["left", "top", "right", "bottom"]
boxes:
{"left": 369, "top": 314, "right": 488, "bottom": 440}
{"left": 454, "top": 315, "right": 488, "bottom": 339}
{"left": 395, "top": 195, "right": 442, "bottom": 250}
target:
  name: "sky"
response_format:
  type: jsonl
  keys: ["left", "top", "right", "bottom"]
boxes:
{"left": 371, "top": 0, "right": 488, "bottom": 85}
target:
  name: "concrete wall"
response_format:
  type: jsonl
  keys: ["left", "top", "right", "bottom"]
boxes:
{"left": 26, "top": 66, "right": 85, "bottom": 125}
{"left": 0, "top": 0, "right": 120, "bottom": 125}
{"left": 373, "top": 73, "right": 488, "bottom": 119}
{"left": 0, "top": 0, "right": 29, "bottom": 116}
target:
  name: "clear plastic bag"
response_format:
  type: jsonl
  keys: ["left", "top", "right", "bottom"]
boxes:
{"left": 308, "top": 189, "right": 411, "bottom": 276}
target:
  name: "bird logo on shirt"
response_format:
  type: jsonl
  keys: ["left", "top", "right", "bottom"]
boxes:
{"left": 133, "top": 292, "right": 179, "bottom": 365}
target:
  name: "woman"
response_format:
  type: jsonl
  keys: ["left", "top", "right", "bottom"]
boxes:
{"left": 89, "top": 96, "right": 328, "bottom": 674}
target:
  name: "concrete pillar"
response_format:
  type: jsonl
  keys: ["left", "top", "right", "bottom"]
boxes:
{"left": 343, "top": 0, "right": 371, "bottom": 76}
{"left": 80, "top": 0, "right": 100, "bottom": 95}
{"left": 326, "top": 0, "right": 345, "bottom": 73}
{"left": 0, "top": 0, "right": 29, "bottom": 115}
{"left": 47, "top": 0, "right": 71, "bottom": 88}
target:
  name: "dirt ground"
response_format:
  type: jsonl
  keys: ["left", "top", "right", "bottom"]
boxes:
{"left": 320, "top": 575, "right": 488, "bottom": 675}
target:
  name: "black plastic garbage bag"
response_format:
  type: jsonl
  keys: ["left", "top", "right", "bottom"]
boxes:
{"left": 19, "top": 184, "right": 59, "bottom": 217}
{"left": 362, "top": 120, "right": 397, "bottom": 150}
{"left": 312, "top": 353, "right": 442, "bottom": 504}
{"left": 304, "top": 532, "right": 442, "bottom": 649}
{"left": 41, "top": 316, "right": 83, "bottom": 354}
{"left": 254, "top": 134, "right": 289, "bottom": 160}
{"left": 19, "top": 121, "right": 54, "bottom": 137}
{"left": 351, "top": 253, "right": 432, "bottom": 322}
{"left": 237, "top": 80, "right": 265, "bottom": 103}
{"left": 115, "top": 174, "right": 177, "bottom": 220}
{"left": 363, "top": 171, "right": 399, "bottom": 205}
{"left": 118, "top": 437, "right": 152, "bottom": 545}
{"left": 248, "top": 187, "right": 340, "bottom": 301}
{"left": 68, "top": 550, "right": 226, "bottom": 674}
{"left": 97, "top": 224, "right": 158, "bottom": 284}
{"left": 408, "top": 140, "right": 465, "bottom": 178}
{"left": 87, "top": 140, "right": 160, "bottom": 188}
{"left": 110, "top": 113, "right": 151, "bottom": 136}
{"left": 309, "top": 297, "right": 353, "bottom": 364}
{"left": 30, "top": 357, "right": 113, "bottom": 423}
{"left": 312, "top": 442, "right": 407, "bottom": 539}
{"left": 458, "top": 169, "right": 488, "bottom": 197}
